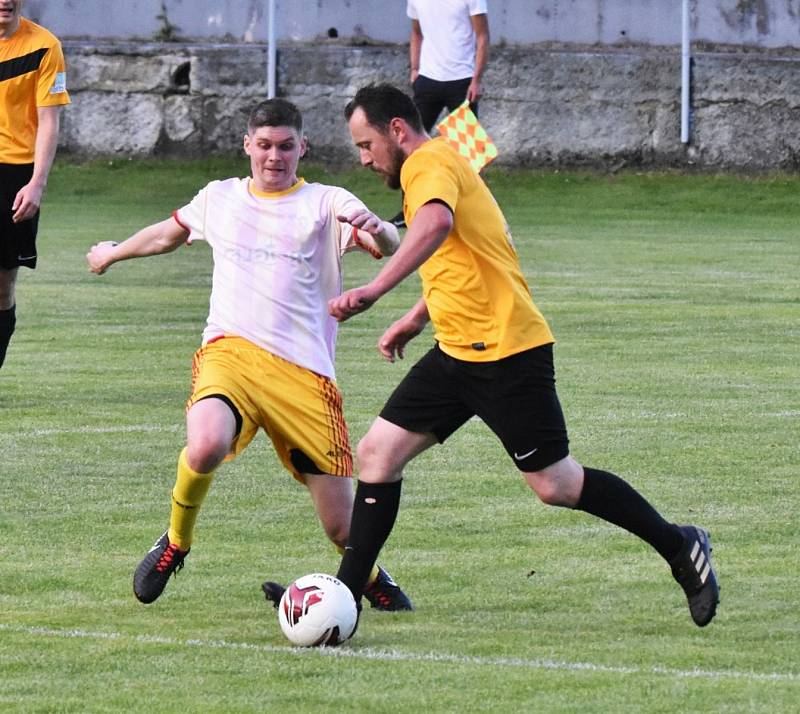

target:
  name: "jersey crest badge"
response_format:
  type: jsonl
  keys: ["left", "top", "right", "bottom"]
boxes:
{"left": 50, "top": 72, "right": 67, "bottom": 95}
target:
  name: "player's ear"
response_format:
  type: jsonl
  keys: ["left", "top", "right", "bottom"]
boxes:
{"left": 389, "top": 117, "right": 405, "bottom": 143}
{"left": 243, "top": 132, "right": 251, "bottom": 155}
{"left": 299, "top": 135, "right": 309, "bottom": 158}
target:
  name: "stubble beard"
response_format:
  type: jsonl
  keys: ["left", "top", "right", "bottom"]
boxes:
{"left": 384, "top": 144, "right": 405, "bottom": 190}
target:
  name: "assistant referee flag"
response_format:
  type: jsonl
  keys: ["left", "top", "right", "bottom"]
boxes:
{"left": 435, "top": 101, "right": 498, "bottom": 173}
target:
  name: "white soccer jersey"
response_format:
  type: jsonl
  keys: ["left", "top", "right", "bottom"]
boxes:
{"left": 174, "top": 177, "right": 377, "bottom": 380}
{"left": 407, "top": 0, "right": 488, "bottom": 82}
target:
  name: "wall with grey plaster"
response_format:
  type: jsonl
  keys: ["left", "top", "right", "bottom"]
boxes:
{"left": 58, "top": 41, "right": 800, "bottom": 171}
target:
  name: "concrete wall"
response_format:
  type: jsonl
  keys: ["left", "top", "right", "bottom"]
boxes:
{"left": 59, "top": 41, "right": 800, "bottom": 171}
{"left": 25, "top": 0, "right": 800, "bottom": 49}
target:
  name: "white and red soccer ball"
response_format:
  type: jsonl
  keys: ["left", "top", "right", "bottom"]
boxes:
{"left": 278, "top": 573, "right": 358, "bottom": 647}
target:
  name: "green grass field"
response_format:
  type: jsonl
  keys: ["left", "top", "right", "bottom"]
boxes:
{"left": 1, "top": 159, "right": 798, "bottom": 712}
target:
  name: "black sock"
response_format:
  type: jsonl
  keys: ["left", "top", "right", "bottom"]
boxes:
{"left": 337, "top": 479, "right": 402, "bottom": 602}
{"left": 575, "top": 467, "right": 683, "bottom": 562}
{"left": 0, "top": 305, "right": 16, "bottom": 369}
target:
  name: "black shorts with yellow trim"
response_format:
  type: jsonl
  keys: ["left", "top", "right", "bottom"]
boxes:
{"left": 187, "top": 336, "right": 353, "bottom": 482}
{"left": 379, "top": 342, "right": 570, "bottom": 472}
{"left": 0, "top": 163, "right": 38, "bottom": 269}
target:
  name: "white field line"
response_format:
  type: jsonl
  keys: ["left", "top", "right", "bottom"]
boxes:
{"left": 1, "top": 424, "right": 182, "bottom": 438}
{"left": 0, "top": 623, "right": 797, "bottom": 684}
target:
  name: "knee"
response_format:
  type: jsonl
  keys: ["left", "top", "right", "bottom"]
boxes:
{"left": 354, "top": 419, "right": 419, "bottom": 482}
{"left": 0, "top": 276, "right": 16, "bottom": 309}
{"left": 529, "top": 475, "right": 570, "bottom": 506}
{"left": 526, "top": 461, "right": 583, "bottom": 507}
{"left": 185, "top": 436, "right": 228, "bottom": 473}
{"left": 355, "top": 434, "right": 382, "bottom": 474}
{"left": 355, "top": 439, "right": 402, "bottom": 482}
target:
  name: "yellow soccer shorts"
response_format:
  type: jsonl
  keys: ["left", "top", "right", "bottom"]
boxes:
{"left": 187, "top": 336, "right": 353, "bottom": 482}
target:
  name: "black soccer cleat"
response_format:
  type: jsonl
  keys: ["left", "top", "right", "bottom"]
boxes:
{"left": 133, "top": 531, "right": 189, "bottom": 604}
{"left": 363, "top": 566, "right": 414, "bottom": 611}
{"left": 388, "top": 210, "right": 406, "bottom": 229}
{"left": 261, "top": 580, "right": 286, "bottom": 608}
{"left": 669, "top": 525, "right": 719, "bottom": 627}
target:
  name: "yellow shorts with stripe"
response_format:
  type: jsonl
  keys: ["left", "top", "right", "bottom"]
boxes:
{"left": 187, "top": 336, "right": 353, "bottom": 482}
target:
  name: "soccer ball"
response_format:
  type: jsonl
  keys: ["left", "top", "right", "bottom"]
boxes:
{"left": 278, "top": 573, "right": 358, "bottom": 647}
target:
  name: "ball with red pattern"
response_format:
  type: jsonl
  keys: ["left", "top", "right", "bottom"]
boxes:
{"left": 278, "top": 573, "right": 358, "bottom": 647}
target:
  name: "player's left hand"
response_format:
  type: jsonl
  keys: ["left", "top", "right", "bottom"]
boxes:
{"left": 466, "top": 80, "right": 482, "bottom": 104}
{"left": 11, "top": 181, "right": 44, "bottom": 223}
{"left": 378, "top": 313, "right": 425, "bottom": 363}
{"left": 337, "top": 210, "right": 384, "bottom": 236}
{"left": 328, "top": 285, "right": 379, "bottom": 322}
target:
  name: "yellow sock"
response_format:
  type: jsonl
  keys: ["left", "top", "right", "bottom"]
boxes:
{"left": 335, "top": 544, "right": 379, "bottom": 585}
{"left": 168, "top": 448, "right": 215, "bottom": 551}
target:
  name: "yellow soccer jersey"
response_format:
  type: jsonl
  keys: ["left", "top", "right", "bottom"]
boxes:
{"left": 402, "top": 137, "right": 554, "bottom": 362}
{"left": 0, "top": 17, "right": 70, "bottom": 164}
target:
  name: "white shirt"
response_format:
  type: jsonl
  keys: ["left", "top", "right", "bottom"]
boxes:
{"left": 175, "top": 177, "right": 376, "bottom": 380}
{"left": 407, "top": 0, "right": 488, "bottom": 82}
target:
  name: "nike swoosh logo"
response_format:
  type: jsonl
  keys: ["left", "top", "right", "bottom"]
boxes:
{"left": 513, "top": 448, "right": 538, "bottom": 460}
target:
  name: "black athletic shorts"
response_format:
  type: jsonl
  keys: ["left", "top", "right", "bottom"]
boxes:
{"left": 0, "top": 163, "right": 39, "bottom": 269}
{"left": 379, "top": 343, "right": 570, "bottom": 472}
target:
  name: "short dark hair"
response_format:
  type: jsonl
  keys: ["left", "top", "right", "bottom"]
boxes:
{"left": 344, "top": 83, "right": 424, "bottom": 134}
{"left": 248, "top": 98, "right": 303, "bottom": 134}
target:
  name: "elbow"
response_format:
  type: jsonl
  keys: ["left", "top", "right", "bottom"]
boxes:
{"left": 155, "top": 220, "right": 189, "bottom": 254}
{"left": 433, "top": 212, "right": 453, "bottom": 239}
{"left": 154, "top": 236, "right": 183, "bottom": 254}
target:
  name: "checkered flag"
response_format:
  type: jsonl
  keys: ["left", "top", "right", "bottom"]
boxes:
{"left": 436, "top": 101, "right": 498, "bottom": 173}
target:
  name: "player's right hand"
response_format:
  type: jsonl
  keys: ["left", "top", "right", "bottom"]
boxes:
{"left": 328, "top": 285, "right": 379, "bottom": 322}
{"left": 86, "top": 241, "right": 118, "bottom": 275}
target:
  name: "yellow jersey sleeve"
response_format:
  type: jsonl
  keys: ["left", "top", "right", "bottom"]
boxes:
{"left": 403, "top": 145, "right": 460, "bottom": 222}
{"left": 35, "top": 42, "right": 69, "bottom": 107}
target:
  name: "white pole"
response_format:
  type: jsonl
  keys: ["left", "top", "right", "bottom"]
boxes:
{"left": 267, "top": 0, "right": 277, "bottom": 98}
{"left": 681, "top": 0, "right": 691, "bottom": 144}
